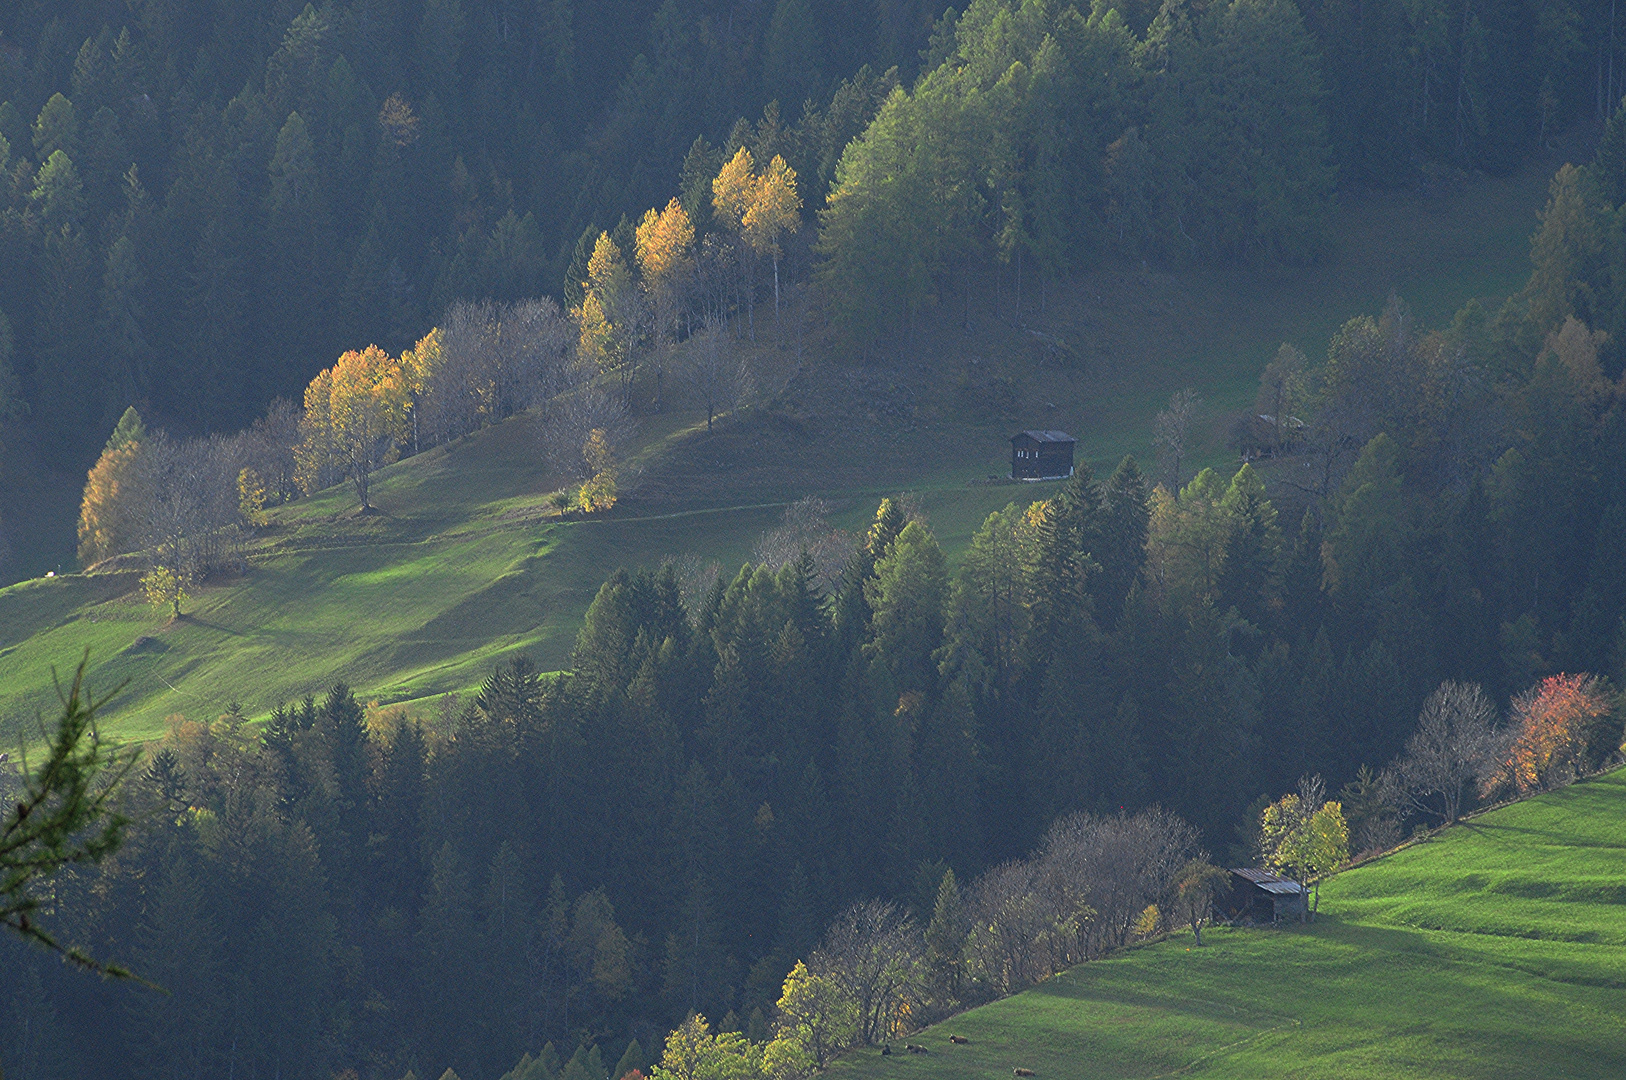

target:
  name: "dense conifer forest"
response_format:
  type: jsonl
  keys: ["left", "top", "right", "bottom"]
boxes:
{"left": 6, "top": 1, "right": 1626, "bottom": 1078}
{"left": 0, "top": 0, "right": 1614, "bottom": 470}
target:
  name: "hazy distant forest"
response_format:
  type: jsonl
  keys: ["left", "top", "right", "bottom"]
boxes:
{"left": 7, "top": 1, "right": 1626, "bottom": 1080}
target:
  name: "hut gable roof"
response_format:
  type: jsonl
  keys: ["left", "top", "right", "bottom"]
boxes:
{"left": 1011, "top": 430, "right": 1076, "bottom": 445}
{"left": 1230, "top": 868, "right": 1307, "bottom": 895}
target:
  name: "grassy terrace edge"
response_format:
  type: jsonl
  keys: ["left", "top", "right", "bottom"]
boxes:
{"left": 824, "top": 769, "right": 1626, "bottom": 1080}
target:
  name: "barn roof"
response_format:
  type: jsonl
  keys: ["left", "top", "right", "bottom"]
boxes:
{"left": 1230, "top": 868, "right": 1306, "bottom": 895}
{"left": 1011, "top": 430, "right": 1076, "bottom": 444}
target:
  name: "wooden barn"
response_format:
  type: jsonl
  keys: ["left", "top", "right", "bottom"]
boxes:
{"left": 1010, "top": 430, "right": 1076, "bottom": 480}
{"left": 1221, "top": 868, "right": 1308, "bottom": 923}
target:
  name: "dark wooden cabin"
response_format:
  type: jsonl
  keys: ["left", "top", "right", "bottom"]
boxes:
{"left": 1221, "top": 868, "right": 1308, "bottom": 923}
{"left": 1010, "top": 430, "right": 1076, "bottom": 480}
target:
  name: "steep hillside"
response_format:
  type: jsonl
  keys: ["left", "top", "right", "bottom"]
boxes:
{"left": 0, "top": 159, "right": 1553, "bottom": 740}
{"left": 826, "top": 771, "right": 1626, "bottom": 1080}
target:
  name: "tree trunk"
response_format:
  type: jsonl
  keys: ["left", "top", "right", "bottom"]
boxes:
{"left": 773, "top": 252, "right": 780, "bottom": 316}
{"left": 1015, "top": 246, "right": 1022, "bottom": 323}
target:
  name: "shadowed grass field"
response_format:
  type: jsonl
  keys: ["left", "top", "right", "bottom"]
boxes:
{"left": 825, "top": 771, "right": 1626, "bottom": 1080}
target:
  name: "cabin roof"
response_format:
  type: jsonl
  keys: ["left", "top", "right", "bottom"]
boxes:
{"left": 1230, "top": 868, "right": 1306, "bottom": 895}
{"left": 1011, "top": 430, "right": 1076, "bottom": 445}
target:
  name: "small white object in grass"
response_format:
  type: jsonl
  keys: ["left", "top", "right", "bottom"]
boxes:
{"left": 46, "top": 570, "right": 54, "bottom": 577}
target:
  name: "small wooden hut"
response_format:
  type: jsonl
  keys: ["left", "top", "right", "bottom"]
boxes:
{"left": 1222, "top": 868, "right": 1308, "bottom": 923}
{"left": 1009, "top": 430, "right": 1076, "bottom": 480}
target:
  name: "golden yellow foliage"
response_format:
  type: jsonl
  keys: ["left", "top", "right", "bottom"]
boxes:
{"left": 142, "top": 565, "right": 186, "bottom": 618}
{"left": 237, "top": 467, "right": 269, "bottom": 527}
{"left": 577, "top": 428, "right": 618, "bottom": 513}
{"left": 77, "top": 440, "right": 141, "bottom": 566}
{"left": 743, "top": 155, "right": 801, "bottom": 258}
{"left": 587, "top": 231, "right": 630, "bottom": 298}
{"left": 635, "top": 198, "right": 695, "bottom": 288}
{"left": 296, "top": 345, "right": 409, "bottom": 510}
{"left": 578, "top": 232, "right": 633, "bottom": 377}
{"left": 577, "top": 290, "right": 616, "bottom": 374}
{"left": 711, "top": 146, "right": 756, "bottom": 232}
{"left": 399, "top": 326, "right": 442, "bottom": 399}
{"left": 295, "top": 367, "right": 335, "bottom": 495}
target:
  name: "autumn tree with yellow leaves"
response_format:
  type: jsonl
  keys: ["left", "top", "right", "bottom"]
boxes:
{"left": 712, "top": 146, "right": 758, "bottom": 336}
{"left": 712, "top": 147, "right": 802, "bottom": 334}
{"left": 635, "top": 198, "right": 695, "bottom": 411}
{"left": 1260, "top": 775, "right": 1348, "bottom": 920}
{"left": 296, "top": 345, "right": 410, "bottom": 512}
{"left": 744, "top": 154, "right": 801, "bottom": 315}
{"left": 577, "top": 232, "right": 642, "bottom": 393}
{"left": 77, "top": 406, "right": 147, "bottom": 566}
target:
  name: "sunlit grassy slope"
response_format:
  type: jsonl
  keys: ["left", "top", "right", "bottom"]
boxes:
{"left": 0, "top": 407, "right": 1072, "bottom": 740}
{"left": 826, "top": 770, "right": 1626, "bottom": 1080}
{"left": 0, "top": 157, "right": 1556, "bottom": 740}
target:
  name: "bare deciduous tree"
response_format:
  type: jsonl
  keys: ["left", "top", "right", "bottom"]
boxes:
{"left": 540, "top": 384, "right": 634, "bottom": 481}
{"left": 425, "top": 298, "right": 574, "bottom": 446}
{"left": 1253, "top": 344, "right": 1309, "bottom": 455}
{"left": 1151, "top": 387, "right": 1199, "bottom": 491}
{"left": 809, "top": 900, "right": 926, "bottom": 1047}
{"left": 1039, "top": 807, "right": 1198, "bottom": 956}
{"left": 686, "top": 314, "right": 752, "bottom": 432}
{"left": 662, "top": 554, "right": 722, "bottom": 613}
{"left": 962, "top": 859, "right": 1075, "bottom": 996}
{"left": 1382, "top": 681, "right": 1506, "bottom": 824}
{"left": 753, "top": 496, "right": 856, "bottom": 593}
{"left": 243, "top": 396, "right": 303, "bottom": 505}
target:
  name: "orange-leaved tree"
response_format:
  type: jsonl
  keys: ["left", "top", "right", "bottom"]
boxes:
{"left": 77, "top": 406, "right": 147, "bottom": 566}
{"left": 1486, "top": 673, "right": 1616, "bottom": 796}
{"left": 743, "top": 154, "right": 801, "bottom": 316}
{"left": 296, "top": 345, "right": 409, "bottom": 512}
{"left": 635, "top": 198, "right": 694, "bottom": 411}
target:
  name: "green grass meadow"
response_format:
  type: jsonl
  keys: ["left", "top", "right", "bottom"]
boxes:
{"left": 827, "top": 771, "right": 1626, "bottom": 1080}
{"left": 0, "top": 159, "right": 1555, "bottom": 740}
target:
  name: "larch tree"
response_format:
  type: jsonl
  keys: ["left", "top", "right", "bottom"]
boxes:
{"left": 863, "top": 520, "right": 948, "bottom": 701}
{"left": 743, "top": 155, "right": 802, "bottom": 316}
{"left": 712, "top": 146, "right": 757, "bottom": 336}
{"left": 2, "top": 655, "right": 141, "bottom": 975}
{"left": 578, "top": 231, "right": 640, "bottom": 393}
{"left": 635, "top": 198, "right": 695, "bottom": 411}
{"left": 297, "top": 345, "right": 409, "bottom": 512}
{"left": 399, "top": 326, "right": 444, "bottom": 454}
{"left": 77, "top": 405, "right": 146, "bottom": 566}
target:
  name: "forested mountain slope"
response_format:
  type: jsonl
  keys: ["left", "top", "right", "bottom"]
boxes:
{"left": 0, "top": 0, "right": 1611, "bottom": 577}
{"left": 825, "top": 769, "right": 1626, "bottom": 1080}
{"left": 0, "top": 158, "right": 1545, "bottom": 742}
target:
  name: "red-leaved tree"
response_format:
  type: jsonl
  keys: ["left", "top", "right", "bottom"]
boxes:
{"left": 1485, "top": 674, "right": 1615, "bottom": 796}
